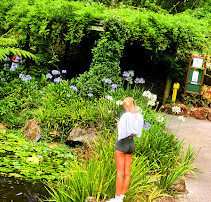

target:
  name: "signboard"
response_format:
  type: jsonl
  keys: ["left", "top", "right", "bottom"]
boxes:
{"left": 182, "top": 54, "right": 207, "bottom": 105}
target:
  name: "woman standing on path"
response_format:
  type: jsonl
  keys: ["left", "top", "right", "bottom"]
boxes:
{"left": 107, "top": 97, "right": 144, "bottom": 202}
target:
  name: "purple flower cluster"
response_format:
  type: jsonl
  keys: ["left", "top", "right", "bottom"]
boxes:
{"left": 4, "top": 63, "right": 9, "bottom": 67}
{"left": 88, "top": 93, "right": 93, "bottom": 97}
{"left": 134, "top": 78, "right": 145, "bottom": 84}
{"left": 70, "top": 85, "right": 77, "bottom": 91}
{"left": 104, "top": 78, "right": 112, "bottom": 84}
{"left": 46, "top": 70, "right": 67, "bottom": 83}
{"left": 46, "top": 73, "right": 53, "bottom": 79}
{"left": 122, "top": 70, "right": 134, "bottom": 83}
{"left": 19, "top": 74, "right": 32, "bottom": 83}
{"left": 143, "top": 122, "right": 151, "bottom": 130}
{"left": 52, "top": 70, "right": 60, "bottom": 75}
{"left": 122, "top": 70, "right": 145, "bottom": 85}
{"left": 10, "top": 66, "right": 15, "bottom": 71}
{"left": 54, "top": 77, "right": 62, "bottom": 83}
{"left": 1, "top": 78, "right": 6, "bottom": 81}
{"left": 111, "top": 84, "right": 118, "bottom": 89}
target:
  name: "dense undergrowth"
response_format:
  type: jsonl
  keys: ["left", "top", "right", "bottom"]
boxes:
{"left": 0, "top": 66, "right": 198, "bottom": 201}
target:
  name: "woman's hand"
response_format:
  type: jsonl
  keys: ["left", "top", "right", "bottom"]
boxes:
{"left": 115, "top": 118, "right": 119, "bottom": 127}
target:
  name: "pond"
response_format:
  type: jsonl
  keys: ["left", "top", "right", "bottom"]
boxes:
{"left": 0, "top": 176, "right": 50, "bottom": 201}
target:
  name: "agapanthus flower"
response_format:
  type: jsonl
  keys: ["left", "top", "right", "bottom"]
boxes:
{"left": 26, "top": 75, "right": 32, "bottom": 80}
{"left": 54, "top": 77, "right": 62, "bottom": 83}
{"left": 105, "top": 95, "right": 113, "bottom": 101}
{"left": 70, "top": 86, "right": 77, "bottom": 91}
{"left": 110, "top": 89, "right": 115, "bottom": 92}
{"left": 105, "top": 78, "right": 112, "bottom": 84}
{"left": 1, "top": 78, "right": 6, "bottom": 81}
{"left": 116, "top": 100, "right": 123, "bottom": 105}
{"left": 67, "top": 94, "right": 71, "bottom": 97}
{"left": 143, "top": 122, "right": 151, "bottom": 130}
{"left": 4, "top": 63, "right": 9, "bottom": 67}
{"left": 88, "top": 93, "right": 93, "bottom": 97}
{"left": 5, "top": 57, "right": 10, "bottom": 61}
{"left": 62, "top": 70, "right": 67, "bottom": 73}
{"left": 134, "top": 77, "right": 145, "bottom": 84}
{"left": 150, "top": 94, "right": 157, "bottom": 102}
{"left": 172, "top": 106, "right": 181, "bottom": 114}
{"left": 10, "top": 67, "right": 15, "bottom": 71}
{"left": 89, "top": 87, "right": 93, "bottom": 90}
{"left": 147, "top": 100, "right": 156, "bottom": 106}
{"left": 46, "top": 73, "right": 53, "bottom": 79}
{"left": 136, "top": 106, "right": 143, "bottom": 113}
{"left": 19, "top": 73, "right": 25, "bottom": 79}
{"left": 22, "top": 77, "right": 28, "bottom": 83}
{"left": 122, "top": 71, "right": 130, "bottom": 77}
{"left": 178, "top": 116, "right": 185, "bottom": 122}
{"left": 128, "top": 70, "right": 134, "bottom": 77}
{"left": 125, "top": 77, "right": 133, "bottom": 83}
{"left": 156, "top": 115, "right": 164, "bottom": 122}
{"left": 111, "top": 84, "right": 118, "bottom": 89}
{"left": 52, "top": 70, "right": 60, "bottom": 75}
{"left": 142, "top": 90, "right": 152, "bottom": 99}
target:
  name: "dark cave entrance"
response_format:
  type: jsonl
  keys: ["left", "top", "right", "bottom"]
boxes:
{"left": 64, "top": 35, "right": 168, "bottom": 101}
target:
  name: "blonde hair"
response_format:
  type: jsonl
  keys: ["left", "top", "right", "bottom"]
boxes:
{"left": 123, "top": 97, "right": 136, "bottom": 108}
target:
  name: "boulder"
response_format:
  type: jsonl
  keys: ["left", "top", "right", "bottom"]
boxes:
{"left": 23, "top": 119, "right": 42, "bottom": 141}
{"left": 176, "top": 104, "right": 190, "bottom": 117}
{"left": 207, "top": 108, "right": 211, "bottom": 121}
{"left": 190, "top": 107, "right": 209, "bottom": 120}
{"left": 162, "top": 104, "right": 172, "bottom": 114}
{"left": 66, "top": 126, "right": 98, "bottom": 145}
{"left": 162, "top": 104, "right": 190, "bottom": 116}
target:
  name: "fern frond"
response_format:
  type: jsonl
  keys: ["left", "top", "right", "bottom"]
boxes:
{"left": 0, "top": 37, "right": 35, "bottom": 61}
{"left": 0, "top": 37, "right": 18, "bottom": 47}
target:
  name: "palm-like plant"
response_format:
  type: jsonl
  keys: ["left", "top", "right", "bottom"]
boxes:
{"left": 0, "top": 37, "right": 34, "bottom": 61}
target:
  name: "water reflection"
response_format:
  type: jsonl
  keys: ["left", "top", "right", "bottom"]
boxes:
{"left": 0, "top": 176, "right": 50, "bottom": 201}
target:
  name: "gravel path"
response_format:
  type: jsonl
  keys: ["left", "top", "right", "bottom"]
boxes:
{"left": 166, "top": 114, "right": 211, "bottom": 202}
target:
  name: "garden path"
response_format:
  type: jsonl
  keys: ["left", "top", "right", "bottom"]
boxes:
{"left": 166, "top": 114, "right": 211, "bottom": 202}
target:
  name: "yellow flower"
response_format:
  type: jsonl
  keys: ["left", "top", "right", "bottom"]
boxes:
{"left": 26, "top": 154, "right": 39, "bottom": 164}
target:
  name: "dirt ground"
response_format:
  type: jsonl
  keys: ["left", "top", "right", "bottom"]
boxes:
{"left": 165, "top": 114, "right": 211, "bottom": 202}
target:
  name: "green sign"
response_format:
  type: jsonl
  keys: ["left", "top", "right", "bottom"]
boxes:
{"left": 186, "top": 68, "right": 203, "bottom": 93}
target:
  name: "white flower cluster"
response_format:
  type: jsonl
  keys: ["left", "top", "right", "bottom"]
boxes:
{"left": 178, "top": 116, "right": 185, "bottom": 122}
{"left": 142, "top": 90, "right": 157, "bottom": 106}
{"left": 172, "top": 106, "right": 181, "bottom": 114}
{"left": 116, "top": 100, "right": 123, "bottom": 105}
{"left": 156, "top": 115, "right": 164, "bottom": 122}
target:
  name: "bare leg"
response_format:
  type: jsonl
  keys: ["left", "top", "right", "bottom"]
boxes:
{"left": 121, "top": 153, "right": 133, "bottom": 195}
{"left": 115, "top": 150, "right": 125, "bottom": 196}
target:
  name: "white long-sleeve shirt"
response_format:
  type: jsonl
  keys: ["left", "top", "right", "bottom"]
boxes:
{"left": 117, "top": 112, "right": 144, "bottom": 141}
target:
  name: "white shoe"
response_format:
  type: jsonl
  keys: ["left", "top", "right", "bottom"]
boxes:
{"left": 106, "top": 198, "right": 119, "bottom": 202}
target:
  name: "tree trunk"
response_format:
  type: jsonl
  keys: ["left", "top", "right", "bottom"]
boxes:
{"left": 162, "top": 74, "right": 172, "bottom": 105}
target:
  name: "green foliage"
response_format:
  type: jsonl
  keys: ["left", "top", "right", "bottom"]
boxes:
{"left": 0, "top": 130, "right": 76, "bottom": 180}
{"left": 1, "top": 0, "right": 210, "bottom": 81}
{"left": 76, "top": 18, "right": 129, "bottom": 97}
{"left": 0, "top": 37, "right": 34, "bottom": 61}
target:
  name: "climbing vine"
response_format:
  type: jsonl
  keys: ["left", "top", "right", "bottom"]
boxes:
{"left": 76, "top": 18, "right": 130, "bottom": 97}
